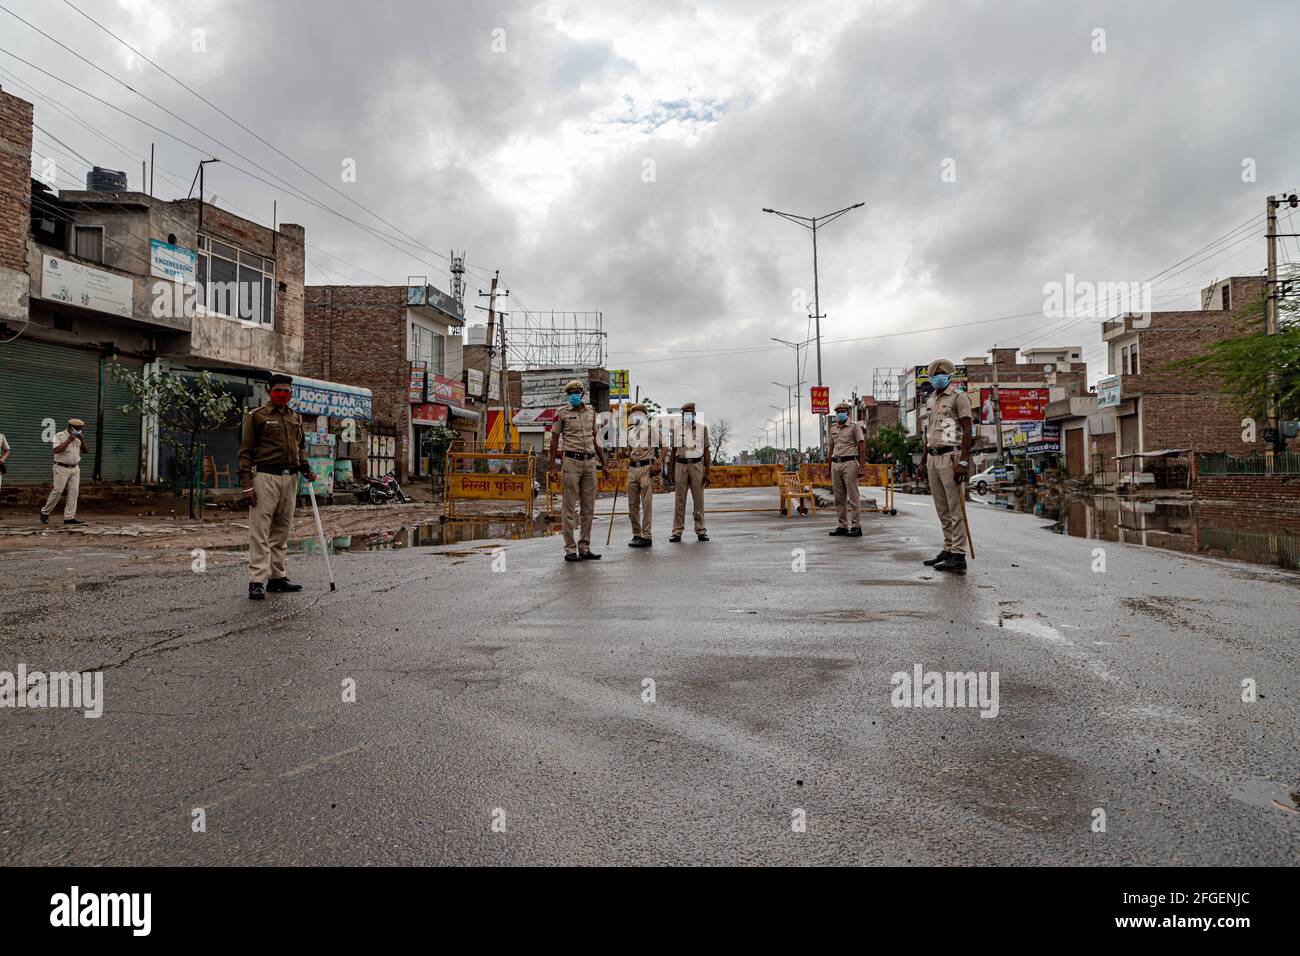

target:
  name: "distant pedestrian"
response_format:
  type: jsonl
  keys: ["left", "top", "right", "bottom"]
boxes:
{"left": 917, "top": 359, "right": 972, "bottom": 573}
{"left": 0, "top": 430, "right": 9, "bottom": 491}
{"left": 239, "top": 373, "right": 315, "bottom": 600}
{"left": 549, "top": 379, "right": 610, "bottom": 561}
{"left": 669, "top": 401, "right": 709, "bottom": 542}
{"left": 827, "top": 401, "right": 866, "bottom": 537}
{"left": 625, "top": 402, "right": 665, "bottom": 548}
{"left": 40, "top": 417, "right": 86, "bottom": 526}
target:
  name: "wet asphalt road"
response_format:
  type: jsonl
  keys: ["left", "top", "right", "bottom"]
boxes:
{"left": 1, "top": 488, "right": 1297, "bottom": 866}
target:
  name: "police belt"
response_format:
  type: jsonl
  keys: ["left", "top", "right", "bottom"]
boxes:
{"left": 564, "top": 451, "right": 595, "bottom": 461}
{"left": 831, "top": 455, "right": 858, "bottom": 463}
{"left": 927, "top": 446, "right": 956, "bottom": 455}
{"left": 258, "top": 465, "right": 300, "bottom": 476}
{"left": 630, "top": 458, "right": 654, "bottom": 468}
{"left": 676, "top": 455, "right": 704, "bottom": 463}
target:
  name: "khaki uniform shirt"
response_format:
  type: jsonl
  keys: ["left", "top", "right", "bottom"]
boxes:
{"left": 672, "top": 422, "right": 708, "bottom": 460}
{"left": 829, "top": 420, "right": 864, "bottom": 458}
{"left": 238, "top": 403, "right": 305, "bottom": 486}
{"left": 52, "top": 430, "right": 83, "bottom": 466}
{"left": 925, "top": 388, "right": 973, "bottom": 448}
{"left": 554, "top": 404, "right": 596, "bottom": 454}
{"left": 628, "top": 422, "right": 658, "bottom": 461}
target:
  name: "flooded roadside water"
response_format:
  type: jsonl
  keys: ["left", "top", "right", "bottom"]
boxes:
{"left": 974, "top": 489, "right": 1300, "bottom": 572}
{"left": 217, "top": 516, "right": 561, "bottom": 554}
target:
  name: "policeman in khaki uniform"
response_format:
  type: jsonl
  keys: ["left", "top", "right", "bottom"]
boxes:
{"left": 669, "top": 401, "right": 709, "bottom": 543}
{"left": 625, "top": 402, "right": 665, "bottom": 548}
{"left": 827, "top": 401, "right": 866, "bottom": 537}
{"left": 239, "top": 373, "right": 315, "bottom": 599}
{"left": 549, "top": 379, "right": 610, "bottom": 562}
{"left": 917, "top": 358, "right": 973, "bottom": 574}
{"left": 40, "top": 417, "right": 87, "bottom": 525}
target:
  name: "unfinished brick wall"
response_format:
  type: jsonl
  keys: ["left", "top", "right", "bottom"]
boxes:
{"left": 303, "top": 286, "right": 410, "bottom": 478}
{"left": 0, "top": 88, "right": 33, "bottom": 320}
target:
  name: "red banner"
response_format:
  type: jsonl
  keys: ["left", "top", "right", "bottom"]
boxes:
{"left": 411, "top": 403, "right": 447, "bottom": 425}
{"left": 978, "top": 387, "right": 1049, "bottom": 423}
{"left": 430, "top": 374, "right": 466, "bottom": 406}
{"left": 810, "top": 386, "right": 830, "bottom": 415}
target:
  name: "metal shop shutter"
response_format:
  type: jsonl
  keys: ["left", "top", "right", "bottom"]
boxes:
{"left": 99, "top": 355, "right": 143, "bottom": 482}
{"left": 0, "top": 338, "right": 99, "bottom": 485}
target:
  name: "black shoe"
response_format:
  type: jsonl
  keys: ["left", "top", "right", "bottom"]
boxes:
{"left": 697, "top": 533, "right": 709, "bottom": 542}
{"left": 669, "top": 534, "right": 682, "bottom": 543}
{"left": 828, "top": 527, "right": 849, "bottom": 536}
{"left": 248, "top": 582, "right": 266, "bottom": 600}
{"left": 934, "top": 554, "right": 968, "bottom": 574}
{"left": 266, "top": 577, "right": 303, "bottom": 593}
{"left": 39, "top": 512, "right": 48, "bottom": 524}
{"left": 923, "top": 551, "right": 950, "bottom": 566}
{"left": 628, "top": 537, "right": 649, "bottom": 548}
{"left": 564, "top": 553, "right": 582, "bottom": 562}
{"left": 846, "top": 527, "right": 862, "bottom": 537}
{"left": 63, "top": 517, "right": 83, "bottom": 525}
{"left": 641, "top": 538, "right": 652, "bottom": 548}
{"left": 580, "top": 550, "right": 602, "bottom": 560}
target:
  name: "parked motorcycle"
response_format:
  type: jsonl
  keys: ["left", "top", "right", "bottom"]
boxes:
{"left": 357, "top": 471, "right": 408, "bottom": 505}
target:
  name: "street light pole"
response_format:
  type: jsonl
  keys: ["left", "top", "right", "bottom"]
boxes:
{"left": 763, "top": 202, "right": 866, "bottom": 459}
{"left": 769, "top": 405, "right": 788, "bottom": 459}
{"left": 772, "top": 335, "right": 815, "bottom": 463}
{"left": 772, "top": 382, "right": 794, "bottom": 457}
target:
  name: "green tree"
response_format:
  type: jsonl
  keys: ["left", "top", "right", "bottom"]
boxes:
{"left": 420, "top": 423, "right": 458, "bottom": 492}
{"left": 866, "top": 423, "right": 921, "bottom": 464}
{"left": 108, "top": 365, "right": 240, "bottom": 519}
{"left": 1171, "top": 266, "right": 1300, "bottom": 430}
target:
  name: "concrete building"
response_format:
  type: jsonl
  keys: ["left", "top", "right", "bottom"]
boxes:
{"left": 1098, "top": 277, "right": 1269, "bottom": 478}
{"left": 303, "top": 283, "right": 471, "bottom": 482}
{"left": 0, "top": 86, "right": 350, "bottom": 488}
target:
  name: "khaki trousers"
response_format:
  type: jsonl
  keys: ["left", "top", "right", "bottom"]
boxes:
{"left": 249, "top": 471, "right": 298, "bottom": 583}
{"left": 927, "top": 451, "right": 968, "bottom": 555}
{"left": 627, "top": 463, "right": 655, "bottom": 539}
{"left": 672, "top": 459, "right": 706, "bottom": 535}
{"left": 561, "top": 456, "right": 597, "bottom": 554}
{"left": 42, "top": 463, "right": 80, "bottom": 519}
{"left": 832, "top": 459, "right": 861, "bottom": 529}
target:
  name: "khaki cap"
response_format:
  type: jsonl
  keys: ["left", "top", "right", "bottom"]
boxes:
{"left": 928, "top": 358, "right": 956, "bottom": 377}
{"left": 834, "top": 401, "right": 851, "bottom": 412}
{"left": 628, "top": 402, "right": 648, "bottom": 414}
{"left": 563, "top": 379, "right": 584, "bottom": 393}
{"left": 67, "top": 417, "right": 85, "bottom": 428}
{"left": 680, "top": 401, "right": 696, "bottom": 412}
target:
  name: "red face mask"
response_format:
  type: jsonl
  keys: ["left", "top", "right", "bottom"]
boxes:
{"left": 270, "top": 388, "right": 291, "bottom": 407}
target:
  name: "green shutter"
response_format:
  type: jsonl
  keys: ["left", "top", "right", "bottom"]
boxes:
{"left": 100, "top": 354, "right": 142, "bottom": 482}
{"left": 0, "top": 338, "right": 99, "bottom": 484}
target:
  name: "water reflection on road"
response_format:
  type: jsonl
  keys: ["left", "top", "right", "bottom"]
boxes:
{"left": 974, "top": 488, "right": 1300, "bottom": 571}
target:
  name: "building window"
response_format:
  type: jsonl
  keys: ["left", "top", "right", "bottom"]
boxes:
{"left": 73, "top": 225, "right": 104, "bottom": 263}
{"left": 1130, "top": 341, "right": 1139, "bottom": 375}
{"left": 195, "top": 235, "right": 274, "bottom": 327}
{"left": 1121, "top": 345, "right": 1130, "bottom": 374}
{"left": 409, "top": 322, "right": 444, "bottom": 375}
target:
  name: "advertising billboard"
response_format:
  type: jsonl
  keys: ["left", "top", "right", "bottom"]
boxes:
{"left": 978, "top": 387, "right": 1049, "bottom": 423}
{"left": 810, "top": 386, "right": 830, "bottom": 415}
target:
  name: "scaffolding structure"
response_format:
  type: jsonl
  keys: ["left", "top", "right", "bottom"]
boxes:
{"left": 504, "top": 309, "right": 607, "bottom": 369}
{"left": 872, "top": 367, "right": 906, "bottom": 402}
{"left": 449, "top": 251, "right": 466, "bottom": 313}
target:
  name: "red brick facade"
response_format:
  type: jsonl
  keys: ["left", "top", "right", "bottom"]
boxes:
{"left": 0, "top": 88, "right": 33, "bottom": 306}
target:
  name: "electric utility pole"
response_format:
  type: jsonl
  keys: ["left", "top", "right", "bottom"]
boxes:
{"left": 1265, "top": 193, "right": 1299, "bottom": 453}
{"left": 762, "top": 202, "right": 866, "bottom": 458}
{"left": 476, "top": 273, "right": 509, "bottom": 446}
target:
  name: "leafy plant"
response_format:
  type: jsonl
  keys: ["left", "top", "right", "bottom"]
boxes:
{"left": 108, "top": 365, "right": 240, "bottom": 519}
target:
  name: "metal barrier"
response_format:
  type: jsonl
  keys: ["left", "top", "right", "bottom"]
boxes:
{"left": 1197, "top": 451, "right": 1300, "bottom": 476}
{"left": 444, "top": 449, "right": 536, "bottom": 519}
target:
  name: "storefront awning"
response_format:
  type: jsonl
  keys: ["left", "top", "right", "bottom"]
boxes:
{"left": 288, "top": 374, "right": 373, "bottom": 421}
{"left": 444, "top": 404, "right": 480, "bottom": 421}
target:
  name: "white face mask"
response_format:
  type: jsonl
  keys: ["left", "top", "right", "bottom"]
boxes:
{"left": 683, "top": 413, "right": 695, "bottom": 425}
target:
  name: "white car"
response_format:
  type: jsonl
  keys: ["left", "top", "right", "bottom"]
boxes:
{"left": 969, "top": 466, "right": 1009, "bottom": 495}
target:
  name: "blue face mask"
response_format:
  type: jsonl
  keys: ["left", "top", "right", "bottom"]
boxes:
{"left": 683, "top": 413, "right": 695, "bottom": 425}
{"left": 567, "top": 393, "right": 582, "bottom": 407}
{"left": 931, "top": 373, "right": 951, "bottom": 391}
{"left": 836, "top": 412, "right": 848, "bottom": 424}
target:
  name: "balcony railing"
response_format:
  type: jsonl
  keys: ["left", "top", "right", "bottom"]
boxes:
{"left": 1197, "top": 451, "right": 1300, "bottom": 475}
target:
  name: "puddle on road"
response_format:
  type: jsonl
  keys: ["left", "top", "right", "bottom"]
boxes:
{"left": 974, "top": 490, "right": 1300, "bottom": 572}
{"left": 216, "top": 517, "right": 560, "bottom": 554}
{"left": 1227, "top": 779, "right": 1300, "bottom": 814}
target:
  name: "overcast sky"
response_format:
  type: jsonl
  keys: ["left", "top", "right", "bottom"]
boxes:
{"left": 4, "top": 0, "right": 1298, "bottom": 451}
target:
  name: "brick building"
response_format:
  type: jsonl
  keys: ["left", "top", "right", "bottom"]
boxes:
{"left": 303, "top": 283, "right": 469, "bottom": 482}
{"left": 0, "top": 85, "right": 343, "bottom": 488}
{"left": 850, "top": 395, "right": 899, "bottom": 434}
{"left": 1099, "top": 277, "right": 1268, "bottom": 474}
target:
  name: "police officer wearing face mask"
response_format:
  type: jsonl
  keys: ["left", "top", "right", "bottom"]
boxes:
{"left": 40, "top": 417, "right": 87, "bottom": 525}
{"left": 669, "top": 402, "right": 709, "bottom": 542}
{"left": 625, "top": 402, "right": 665, "bottom": 547}
{"left": 827, "top": 401, "right": 866, "bottom": 537}
{"left": 917, "top": 359, "right": 973, "bottom": 573}
{"left": 239, "top": 373, "right": 315, "bottom": 599}
{"left": 550, "top": 379, "right": 610, "bottom": 561}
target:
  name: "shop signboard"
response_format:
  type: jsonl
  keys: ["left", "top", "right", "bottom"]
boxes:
{"left": 411, "top": 403, "right": 448, "bottom": 425}
{"left": 609, "top": 369, "right": 630, "bottom": 400}
{"left": 149, "top": 239, "right": 197, "bottom": 283}
{"left": 1097, "top": 375, "right": 1122, "bottom": 409}
{"left": 291, "top": 377, "right": 373, "bottom": 420}
{"left": 522, "top": 368, "right": 586, "bottom": 408}
{"left": 429, "top": 374, "right": 466, "bottom": 405}
{"left": 408, "top": 362, "right": 427, "bottom": 403}
{"left": 40, "top": 254, "right": 133, "bottom": 318}
{"left": 466, "top": 368, "right": 485, "bottom": 396}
